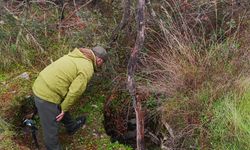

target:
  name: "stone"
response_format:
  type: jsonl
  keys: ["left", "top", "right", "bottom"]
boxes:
{"left": 16, "top": 72, "right": 29, "bottom": 80}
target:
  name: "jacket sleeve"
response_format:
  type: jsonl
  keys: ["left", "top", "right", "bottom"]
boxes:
{"left": 60, "top": 72, "right": 87, "bottom": 112}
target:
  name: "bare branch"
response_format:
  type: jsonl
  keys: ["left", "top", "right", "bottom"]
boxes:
{"left": 127, "top": 0, "right": 146, "bottom": 149}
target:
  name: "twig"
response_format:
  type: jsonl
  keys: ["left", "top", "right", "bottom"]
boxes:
{"left": 44, "top": 10, "right": 47, "bottom": 37}
{"left": 57, "top": 22, "right": 84, "bottom": 28}
{"left": 60, "top": 0, "right": 93, "bottom": 23}
{"left": 3, "top": 6, "right": 20, "bottom": 20}
{"left": 163, "top": 121, "right": 175, "bottom": 138}
{"left": 60, "top": 1, "right": 66, "bottom": 21}
{"left": 73, "top": 0, "right": 77, "bottom": 10}
{"left": 26, "top": 31, "right": 45, "bottom": 53}
{"left": 148, "top": 131, "right": 160, "bottom": 144}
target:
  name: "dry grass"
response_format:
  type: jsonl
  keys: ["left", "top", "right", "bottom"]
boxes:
{"left": 140, "top": 0, "right": 250, "bottom": 100}
{"left": 139, "top": 0, "right": 250, "bottom": 149}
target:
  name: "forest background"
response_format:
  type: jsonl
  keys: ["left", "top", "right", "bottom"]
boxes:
{"left": 0, "top": 0, "right": 250, "bottom": 149}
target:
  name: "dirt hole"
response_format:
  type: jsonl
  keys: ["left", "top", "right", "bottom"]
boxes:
{"left": 103, "top": 89, "right": 161, "bottom": 149}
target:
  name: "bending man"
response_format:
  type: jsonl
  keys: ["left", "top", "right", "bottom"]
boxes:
{"left": 32, "top": 46, "right": 108, "bottom": 149}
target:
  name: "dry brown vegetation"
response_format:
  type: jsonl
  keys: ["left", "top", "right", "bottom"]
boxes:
{"left": 138, "top": 0, "right": 250, "bottom": 149}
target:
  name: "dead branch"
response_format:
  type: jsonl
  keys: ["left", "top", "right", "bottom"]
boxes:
{"left": 25, "top": 29, "right": 45, "bottom": 53}
{"left": 127, "top": 0, "right": 146, "bottom": 149}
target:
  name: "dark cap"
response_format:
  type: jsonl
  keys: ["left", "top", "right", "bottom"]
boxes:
{"left": 92, "top": 46, "right": 108, "bottom": 62}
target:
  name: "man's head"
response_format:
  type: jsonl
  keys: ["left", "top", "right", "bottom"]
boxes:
{"left": 92, "top": 46, "right": 108, "bottom": 67}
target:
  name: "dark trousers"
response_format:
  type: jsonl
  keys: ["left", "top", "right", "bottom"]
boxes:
{"left": 34, "top": 96, "right": 76, "bottom": 150}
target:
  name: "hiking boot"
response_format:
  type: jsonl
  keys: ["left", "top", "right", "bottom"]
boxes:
{"left": 67, "top": 116, "right": 86, "bottom": 135}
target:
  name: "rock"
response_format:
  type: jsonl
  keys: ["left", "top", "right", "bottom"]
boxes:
{"left": 16, "top": 72, "right": 30, "bottom": 80}
{"left": 91, "top": 104, "right": 98, "bottom": 108}
{"left": 0, "top": 134, "right": 4, "bottom": 140}
{"left": 128, "top": 118, "right": 136, "bottom": 125}
{"left": 1, "top": 81, "right": 6, "bottom": 86}
{"left": 92, "top": 133, "right": 98, "bottom": 137}
{"left": 9, "top": 90, "right": 16, "bottom": 94}
{"left": 25, "top": 95, "right": 32, "bottom": 99}
{"left": 0, "top": 128, "right": 4, "bottom": 134}
{"left": 124, "top": 130, "right": 136, "bottom": 139}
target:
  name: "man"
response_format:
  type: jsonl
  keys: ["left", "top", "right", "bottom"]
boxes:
{"left": 32, "top": 46, "right": 108, "bottom": 150}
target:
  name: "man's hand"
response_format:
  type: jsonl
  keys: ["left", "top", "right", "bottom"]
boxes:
{"left": 56, "top": 111, "right": 65, "bottom": 122}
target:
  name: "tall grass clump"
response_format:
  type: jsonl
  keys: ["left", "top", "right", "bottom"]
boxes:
{"left": 139, "top": 0, "right": 250, "bottom": 149}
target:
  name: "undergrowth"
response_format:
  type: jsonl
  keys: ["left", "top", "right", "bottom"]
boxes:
{"left": 1, "top": 0, "right": 250, "bottom": 149}
{"left": 139, "top": 0, "right": 250, "bottom": 149}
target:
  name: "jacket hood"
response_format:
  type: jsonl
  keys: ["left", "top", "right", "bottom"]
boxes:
{"left": 68, "top": 48, "right": 85, "bottom": 58}
{"left": 68, "top": 48, "right": 97, "bottom": 69}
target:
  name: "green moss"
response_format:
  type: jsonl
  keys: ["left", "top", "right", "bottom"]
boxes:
{"left": 98, "top": 140, "right": 133, "bottom": 150}
{"left": 0, "top": 74, "right": 6, "bottom": 82}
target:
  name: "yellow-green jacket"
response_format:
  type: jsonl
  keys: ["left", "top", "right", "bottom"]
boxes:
{"left": 32, "top": 48, "right": 96, "bottom": 112}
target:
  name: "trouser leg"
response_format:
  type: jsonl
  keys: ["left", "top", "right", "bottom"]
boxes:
{"left": 34, "top": 96, "right": 61, "bottom": 150}
{"left": 61, "top": 112, "right": 76, "bottom": 132}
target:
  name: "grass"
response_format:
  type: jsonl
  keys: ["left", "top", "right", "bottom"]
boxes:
{"left": 0, "top": 73, "right": 6, "bottom": 82}
{"left": 208, "top": 87, "right": 250, "bottom": 149}
{"left": 1, "top": 0, "right": 250, "bottom": 149}
{"left": 139, "top": 0, "right": 250, "bottom": 149}
{"left": 0, "top": 117, "right": 19, "bottom": 150}
{"left": 160, "top": 80, "right": 250, "bottom": 149}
